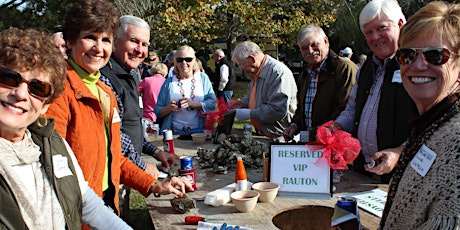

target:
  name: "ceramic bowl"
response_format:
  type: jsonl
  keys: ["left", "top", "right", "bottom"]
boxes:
{"left": 230, "top": 190, "right": 260, "bottom": 212}
{"left": 252, "top": 182, "right": 280, "bottom": 203}
{"left": 191, "top": 132, "right": 207, "bottom": 144}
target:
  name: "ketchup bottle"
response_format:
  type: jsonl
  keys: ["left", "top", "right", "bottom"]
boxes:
{"left": 235, "top": 156, "right": 248, "bottom": 191}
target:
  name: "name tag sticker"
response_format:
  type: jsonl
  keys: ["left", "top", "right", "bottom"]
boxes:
{"left": 410, "top": 144, "right": 437, "bottom": 177}
{"left": 139, "top": 96, "right": 143, "bottom": 109}
{"left": 391, "top": 70, "right": 402, "bottom": 83}
{"left": 112, "top": 108, "right": 121, "bottom": 123}
{"left": 53, "top": 155, "right": 73, "bottom": 178}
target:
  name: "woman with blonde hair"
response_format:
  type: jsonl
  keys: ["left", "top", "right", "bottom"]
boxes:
{"left": 379, "top": 1, "right": 460, "bottom": 229}
{"left": 154, "top": 45, "right": 216, "bottom": 134}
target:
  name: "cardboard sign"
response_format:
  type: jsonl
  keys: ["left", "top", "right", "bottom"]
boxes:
{"left": 270, "top": 144, "right": 332, "bottom": 199}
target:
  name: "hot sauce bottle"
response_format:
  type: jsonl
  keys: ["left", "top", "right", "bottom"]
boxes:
{"left": 235, "top": 156, "right": 248, "bottom": 191}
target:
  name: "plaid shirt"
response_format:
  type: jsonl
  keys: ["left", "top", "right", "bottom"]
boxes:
{"left": 304, "top": 58, "right": 327, "bottom": 131}
{"left": 356, "top": 55, "right": 388, "bottom": 159}
{"left": 100, "top": 74, "right": 159, "bottom": 170}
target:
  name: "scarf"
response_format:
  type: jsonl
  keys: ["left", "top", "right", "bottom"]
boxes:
{"left": 0, "top": 130, "right": 65, "bottom": 229}
{"left": 380, "top": 93, "right": 460, "bottom": 229}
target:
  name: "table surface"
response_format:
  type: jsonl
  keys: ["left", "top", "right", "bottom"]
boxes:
{"left": 144, "top": 131, "right": 388, "bottom": 230}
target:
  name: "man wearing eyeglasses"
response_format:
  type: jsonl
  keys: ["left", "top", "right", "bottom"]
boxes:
{"left": 334, "top": 0, "right": 417, "bottom": 182}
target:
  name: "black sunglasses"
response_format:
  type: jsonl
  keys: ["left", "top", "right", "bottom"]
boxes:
{"left": 176, "top": 57, "right": 194, "bottom": 63}
{"left": 0, "top": 68, "right": 53, "bottom": 100}
{"left": 396, "top": 47, "right": 459, "bottom": 66}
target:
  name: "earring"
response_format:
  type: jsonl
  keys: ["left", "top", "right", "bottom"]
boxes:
{"left": 35, "top": 114, "right": 48, "bottom": 128}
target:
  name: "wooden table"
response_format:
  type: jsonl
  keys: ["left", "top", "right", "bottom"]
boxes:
{"left": 144, "top": 131, "right": 388, "bottom": 230}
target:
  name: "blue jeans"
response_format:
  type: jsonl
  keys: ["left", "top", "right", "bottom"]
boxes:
{"left": 218, "top": 90, "right": 233, "bottom": 102}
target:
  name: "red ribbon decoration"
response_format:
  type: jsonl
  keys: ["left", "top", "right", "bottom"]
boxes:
{"left": 203, "top": 97, "right": 239, "bottom": 131}
{"left": 307, "top": 120, "right": 361, "bottom": 170}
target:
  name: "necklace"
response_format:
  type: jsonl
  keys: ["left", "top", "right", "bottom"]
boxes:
{"left": 177, "top": 75, "right": 196, "bottom": 100}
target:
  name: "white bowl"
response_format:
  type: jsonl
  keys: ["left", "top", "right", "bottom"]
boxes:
{"left": 252, "top": 182, "right": 280, "bottom": 203}
{"left": 191, "top": 132, "right": 207, "bottom": 144}
{"left": 230, "top": 190, "right": 260, "bottom": 212}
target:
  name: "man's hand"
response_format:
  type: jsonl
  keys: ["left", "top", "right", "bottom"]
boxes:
{"left": 283, "top": 124, "right": 297, "bottom": 142}
{"left": 156, "top": 150, "right": 176, "bottom": 170}
{"left": 145, "top": 163, "right": 159, "bottom": 179}
{"left": 150, "top": 176, "right": 194, "bottom": 197}
{"left": 365, "top": 146, "right": 403, "bottom": 175}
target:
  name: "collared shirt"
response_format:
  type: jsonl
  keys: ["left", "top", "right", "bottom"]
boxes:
{"left": 304, "top": 57, "right": 327, "bottom": 131}
{"left": 335, "top": 54, "right": 392, "bottom": 158}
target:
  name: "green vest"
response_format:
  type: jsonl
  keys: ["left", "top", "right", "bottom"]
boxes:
{"left": 0, "top": 118, "right": 82, "bottom": 230}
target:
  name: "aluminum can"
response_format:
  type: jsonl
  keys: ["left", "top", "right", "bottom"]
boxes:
{"left": 180, "top": 156, "right": 193, "bottom": 170}
{"left": 243, "top": 124, "right": 252, "bottom": 133}
{"left": 179, "top": 168, "right": 197, "bottom": 191}
{"left": 162, "top": 129, "right": 175, "bottom": 154}
{"left": 337, "top": 196, "right": 358, "bottom": 215}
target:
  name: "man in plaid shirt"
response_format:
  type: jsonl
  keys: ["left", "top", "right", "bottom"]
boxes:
{"left": 284, "top": 24, "right": 357, "bottom": 142}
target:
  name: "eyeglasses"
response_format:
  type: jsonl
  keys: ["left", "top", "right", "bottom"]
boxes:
{"left": 396, "top": 47, "right": 459, "bottom": 66}
{"left": 176, "top": 57, "right": 194, "bottom": 63}
{"left": 0, "top": 68, "right": 53, "bottom": 100}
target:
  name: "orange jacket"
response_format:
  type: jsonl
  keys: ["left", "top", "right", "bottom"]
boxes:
{"left": 46, "top": 64, "right": 156, "bottom": 214}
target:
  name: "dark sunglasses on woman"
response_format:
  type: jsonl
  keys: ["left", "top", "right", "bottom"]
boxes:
{"left": 176, "top": 57, "right": 194, "bottom": 63}
{"left": 396, "top": 47, "right": 459, "bottom": 66}
{"left": 0, "top": 67, "right": 53, "bottom": 100}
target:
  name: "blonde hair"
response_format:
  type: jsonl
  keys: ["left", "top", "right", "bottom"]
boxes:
{"left": 399, "top": 1, "right": 460, "bottom": 54}
{"left": 150, "top": 62, "right": 168, "bottom": 77}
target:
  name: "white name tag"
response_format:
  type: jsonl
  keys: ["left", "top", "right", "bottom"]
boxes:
{"left": 53, "top": 155, "right": 73, "bottom": 178}
{"left": 112, "top": 108, "right": 121, "bottom": 123}
{"left": 391, "top": 70, "right": 402, "bottom": 83}
{"left": 410, "top": 144, "right": 437, "bottom": 177}
{"left": 139, "top": 96, "right": 143, "bottom": 109}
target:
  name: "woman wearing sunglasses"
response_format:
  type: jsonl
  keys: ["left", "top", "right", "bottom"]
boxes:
{"left": 0, "top": 27, "right": 132, "bottom": 229}
{"left": 379, "top": 2, "right": 460, "bottom": 229}
{"left": 155, "top": 45, "right": 216, "bottom": 135}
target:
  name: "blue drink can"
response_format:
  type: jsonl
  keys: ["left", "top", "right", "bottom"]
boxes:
{"left": 337, "top": 196, "right": 358, "bottom": 215}
{"left": 243, "top": 124, "right": 252, "bottom": 132}
{"left": 180, "top": 156, "right": 193, "bottom": 170}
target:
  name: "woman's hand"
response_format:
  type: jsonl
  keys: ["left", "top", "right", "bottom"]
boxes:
{"left": 180, "top": 98, "right": 202, "bottom": 110}
{"left": 169, "top": 100, "right": 179, "bottom": 112}
{"left": 150, "top": 176, "right": 194, "bottom": 197}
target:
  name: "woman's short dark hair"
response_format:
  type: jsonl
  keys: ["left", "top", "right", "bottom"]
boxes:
{"left": 63, "top": 0, "right": 120, "bottom": 45}
{"left": 0, "top": 27, "right": 66, "bottom": 103}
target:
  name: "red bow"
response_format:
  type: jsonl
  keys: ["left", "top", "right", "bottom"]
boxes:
{"left": 308, "top": 121, "right": 360, "bottom": 170}
{"left": 203, "top": 97, "right": 239, "bottom": 131}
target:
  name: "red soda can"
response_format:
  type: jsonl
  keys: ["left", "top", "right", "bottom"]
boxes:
{"left": 179, "top": 168, "right": 197, "bottom": 191}
{"left": 180, "top": 156, "right": 193, "bottom": 170}
{"left": 163, "top": 129, "right": 175, "bottom": 154}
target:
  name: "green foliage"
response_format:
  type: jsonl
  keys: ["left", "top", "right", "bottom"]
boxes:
{"left": 0, "top": 0, "right": 74, "bottom": 32}
{"left": 113, "top": 0, "right": 340, "bottom": 56}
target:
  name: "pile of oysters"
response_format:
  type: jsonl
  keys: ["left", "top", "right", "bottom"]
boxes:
{"left": 196, "top": 131, "right": 268, "bottom": 173}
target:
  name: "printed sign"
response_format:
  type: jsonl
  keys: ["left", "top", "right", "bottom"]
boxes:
{"left": 270, "top": 144, "right": 331, "bottom": 198}
{"left": 350, "top": 188, "right": 387, "bottom": 217}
